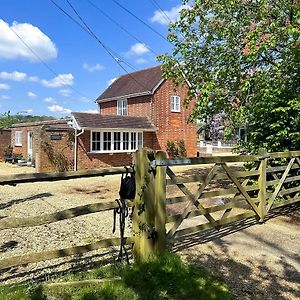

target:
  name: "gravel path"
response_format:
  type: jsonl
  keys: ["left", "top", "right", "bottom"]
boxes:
{"left": 0, "top": 163, "right": 128, "bottom": 283}
{"left": 0, "top": 163, "right": 299, "bottom": 300}
{"left": 175, "top": 206, "right": 300, "bottom": 300}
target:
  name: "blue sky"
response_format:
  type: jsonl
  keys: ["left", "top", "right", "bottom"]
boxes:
{"left": 0, "top": 0, "right": 183, "bottom": 117}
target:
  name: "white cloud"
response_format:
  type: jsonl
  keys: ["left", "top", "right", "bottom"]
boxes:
{"left": 0, "top": 19, "right": 57, "bottom": 61}
{"left": 48, "top": 104, "right": 71, "bottom": 114}
{"left": 0, "top": 83, "right": 10, "bottom": 90}
{"left": 0, "top": 71, "right": 74, "bottom": 89}
{"left": 126, "top": 43, "right": 149, "bottom": 56}
{"left": 83, "top": 109, "right": 98, "bottom": 114}
{"left": 0, "top": 71, "right": 27, "bottom": 81}
{"left": 23, "top": 109, "right": 33, "bottom": 113}
{"left": 79, "top": 97, "right": 91, "bottom": 103}
{"left": 1, "top": 95, "right": 10, "bottom": 100}
{"left": 83, "top": 63, "right": 104, "bottom": 72}
{"left": 135, "top": 58, "right": 147, "bottom": 65}
{"left": 59, "top": 89, "right": 72, "bottom": 97}
{"left": 29, "top": 76, "right": 39, "bottom": 82}
{"left": 150, "top": 5, "right": 186, "bottom": 25}
{"left": 41, "top": 73, "right": 74, "bottom": 88}
{"left": 107, "top": 77, "right": 117, "bottom": 86}
{"left": 27, "top": 91, "right": 37, "bottom": 98}
{"left": 44, "top": 97, "right": 57, "bottom": 103}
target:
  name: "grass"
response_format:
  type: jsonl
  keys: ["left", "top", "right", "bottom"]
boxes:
{"left": 0, "top": 253, "right": 234, "bottom": 300}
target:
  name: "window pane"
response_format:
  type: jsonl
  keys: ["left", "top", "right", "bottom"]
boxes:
{"left": 171, "top": 96, "right": 180, "bottom": 112}
{"left": 123, "top": 132, "right": 129, "bottom": 150}
{"left": 92, "top": 132, "right": 101, "bottom": 151}
{"left": 15, "top": 131, "right": 22, "bottom": 145}
{"left": 138, "top": 132, "right": 143, "bottom": 149}
{"left": 117, "top": 99, "right": 128, "bottom": 116}
{"left": 131, "top": 132, "right": 136, "bottom": 150}
{"left": 103, "top": 132, "right": 111, "bottom": 150}
{"left": 114, "top": 132, "right": 121, "bottom": 150}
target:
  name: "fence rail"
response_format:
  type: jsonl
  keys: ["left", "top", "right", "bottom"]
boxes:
{"left": 0, "top": 149, "right": 299, "bottom": 272}
{"left": 161, "top": 149, "right": 300, "bottom": 240}
{"left": 0, "top": 165, "right": 134, "bottom": 272}
{"left": 0, "top": 166, "right": 134, "bottom": 186}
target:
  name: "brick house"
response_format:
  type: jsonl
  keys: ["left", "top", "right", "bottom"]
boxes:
{"left": 10, "top": 120, "right": 73, "bottom": 172}
{"left": 70, "top": 65, "right": 197, "bottom": 170}
{"left": 9, "top": 65, "right": 197, "bottom": 172}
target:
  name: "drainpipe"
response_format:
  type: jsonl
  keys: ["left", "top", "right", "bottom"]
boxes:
{"left": 74, "top": 128, "right": 84, "bottom": 171}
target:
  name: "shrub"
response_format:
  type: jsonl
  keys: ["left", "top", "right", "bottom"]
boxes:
{"left": 177, "top": 140, "right": 187, "bottom": 158}
{"left": 166, "top": 140, "right": 178, "bottom": 158}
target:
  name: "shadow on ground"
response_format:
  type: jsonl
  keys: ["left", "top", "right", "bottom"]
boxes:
{"left": 172, "top": 204, "right": 300, "bottom": 300}
{"left": 0, "top": 193, "right": 53, "bottom": 210}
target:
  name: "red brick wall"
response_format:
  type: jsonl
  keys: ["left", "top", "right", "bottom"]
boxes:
{"left": 76, "top": 130, "right": 155, "bottom": 170}
{"left": 11, "top": 126, "right": 74, "bottom": 173}
{"left": 11, "top": 127, "right": 36, "bottom": 159}
{"left": 99, "top": 80, "right": 197, "bottom": 157}
{"left": 100, "top": 95, "right": 152, "bottom": 118}
{"left": 36, "top": 130, "right": 74, "bottom": 173}
{"left": 0, "top": 129, "right": 11, "bottom": 161}
{"left": 152, "top": 81, "right": 197, "bottom": 157}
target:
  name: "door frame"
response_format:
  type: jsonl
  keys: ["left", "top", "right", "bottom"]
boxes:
{"left": 27, "top": 131, "right": 33, "bottom": 161}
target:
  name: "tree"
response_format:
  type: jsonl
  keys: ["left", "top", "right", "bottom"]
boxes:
{"left": 159, "top": 0, "right": 300, "bottom": 152}
{"left": 0, "top": 111, "right": 56, "bottom": 128}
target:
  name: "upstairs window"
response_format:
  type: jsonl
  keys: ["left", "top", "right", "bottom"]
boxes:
{"left": 15, "top": 131, "right": 23, "bottom": 146}
{"left": 117, "top": 99, "right": 128, "bottom": 116}
{"left": 171, "top": 95, "right": 180, "bottom": 112}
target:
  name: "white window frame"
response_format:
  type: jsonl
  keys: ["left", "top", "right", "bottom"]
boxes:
{"left": 90, "top": 130, "right": 143, "bottom": 153}
{"left": 15, "top": 131, "right": 23, "bottom": 146}
{"left": 117, "top": 99, "right": 128, "bottom": 116}
{"left": 171, "top": 95, "right": 180, "bottom": 112}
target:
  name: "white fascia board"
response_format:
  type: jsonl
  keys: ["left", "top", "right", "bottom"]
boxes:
{"left": 96, "top": 91, "right": 152, "bottom": 103}
{"left": 70, "top": 115, "right": 81, "bottom": 130}
{"left": 151, "top": 78, "right": 165, "bottom": 94}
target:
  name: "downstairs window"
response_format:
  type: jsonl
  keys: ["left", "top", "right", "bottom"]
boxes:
{"left": 91, "top": 131, "right": 143, "bottom": 153}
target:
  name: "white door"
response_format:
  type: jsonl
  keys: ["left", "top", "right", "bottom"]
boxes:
{"left": 27, "top": 131, "right": 33, "bottom": 161}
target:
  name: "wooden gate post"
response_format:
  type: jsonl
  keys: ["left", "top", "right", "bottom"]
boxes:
{"left": 154, "top": 151, "right": 167, "bottom": 255}
{"left": 258, "top": 148, "right": 268, "bottom": 222}
{"left": 133, "top": 149, "right": 167, "bottom": 261}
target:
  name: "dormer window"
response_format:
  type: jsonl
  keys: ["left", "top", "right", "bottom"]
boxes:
{"left": 117, "top": 99, "right": 128, "bottom": 116}
{"left": 171, "top": 96, "right": 180, "bottom": 112}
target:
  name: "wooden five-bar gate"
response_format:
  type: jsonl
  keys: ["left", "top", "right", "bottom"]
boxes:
{"left": 0, "top": 149, "right": 299, "bottom": 273}
{"left": 133, "top": 149, "right": 300, "bottom": 259}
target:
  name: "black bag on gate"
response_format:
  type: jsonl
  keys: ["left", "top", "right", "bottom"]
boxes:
{"left": 119, "top": 170, "right": 136, "bottom": 200}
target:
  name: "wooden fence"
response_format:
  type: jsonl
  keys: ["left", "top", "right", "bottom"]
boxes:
{"left": 0, "top": 167, "right": 134, "bottom": 271}
{"left": 134, "top": 149, "right": 300, "bottom": 259}
{"left": 0, "top": 149, "right": 299, "bottom": 269}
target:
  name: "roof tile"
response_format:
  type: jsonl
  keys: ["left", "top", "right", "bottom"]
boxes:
{"left": 97, "top": 65, "right": 163, "bottom": 102}
{"left": 72, "top": 112, "right": 156, "bottom": 131}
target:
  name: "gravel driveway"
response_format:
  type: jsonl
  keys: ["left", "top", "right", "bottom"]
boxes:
{"left": 0, "top": 163, "right": 299, "bottom": 300}
{"left": 175, "top": 205, "right": 300, "bottom": 300}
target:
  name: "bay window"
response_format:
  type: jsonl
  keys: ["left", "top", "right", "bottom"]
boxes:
{"left": 91, "top": 130, "right": 143, "bottom": 153}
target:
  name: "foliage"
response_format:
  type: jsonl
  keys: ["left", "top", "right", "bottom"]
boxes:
{"left": 199, "top": 112, "right": 227, "bottom": 142}
{"left": 178, "top": 140, "right": 187, "bottom": 157}
{"left": 158, "top": 0, "right": 300, "bottom": 153}
{"left": 166, "top": 140, "right": 178, "bottom": 158}
{"left": 0, "top": 111, "right": 55, "bottom": 128}
{"left": 0, "top": 253, "right": 233, "bottom": 300}
{"left": 3, "top": 144, "right": 13, "bottom": 157}
{"left": 41, "top": 141, "right": 72, "bottom": 172}
{"left": 166, "top": 140, "right": 187, "bottom": 158}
